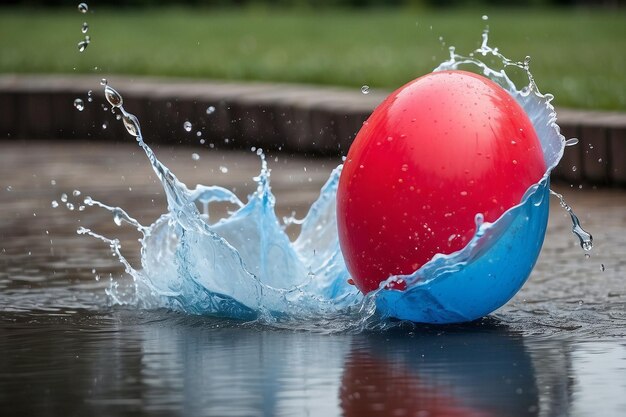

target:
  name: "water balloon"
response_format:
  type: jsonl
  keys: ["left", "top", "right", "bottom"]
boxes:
{"left": 337, "top": 70, "right": 546, "bottom": 294}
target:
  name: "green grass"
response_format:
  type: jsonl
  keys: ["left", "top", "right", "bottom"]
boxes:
{"left": 1, "top": 7, "right": 625, "bottom": 110}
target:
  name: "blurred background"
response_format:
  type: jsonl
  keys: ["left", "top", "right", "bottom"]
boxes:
{"left": 1, "top": 0, "right": 624, "bottom": 110}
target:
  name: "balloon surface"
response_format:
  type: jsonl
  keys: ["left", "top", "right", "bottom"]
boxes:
{"left": 337, "top": 70, "right": 546, "bottom": 294}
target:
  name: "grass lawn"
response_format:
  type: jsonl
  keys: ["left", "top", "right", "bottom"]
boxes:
{"left": 1, "top": 7, "right": 625, "bottom": 110}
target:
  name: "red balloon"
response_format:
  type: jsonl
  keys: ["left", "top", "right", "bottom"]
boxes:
{"left": 337, "top": 70, "right": 546, "bottom": 294}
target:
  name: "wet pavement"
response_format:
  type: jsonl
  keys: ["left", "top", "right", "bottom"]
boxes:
{"left": 1, "top": 140, "right": 625, "bottom": 416}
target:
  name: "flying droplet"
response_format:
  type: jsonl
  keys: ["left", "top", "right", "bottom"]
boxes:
{"left": 122, "top": 113, "right": 140, "bottom": 137}
{"left": 206, "top": 106, "right": 216, "bottom": 115}
{"left": 81, "top": 22, "right": 89, "bottom": 34}
{"left": 482, "top": 15, "right": 489, "bottom": 21}
{"left": 565, "top": 138, "right": 579, "bottom": 147}
{"left": 78, "top": 39, "right": 89, "bottom": 52}
{"left": 73, "top": 190, "right": 81, "bottom": 197}
{"left": 219, "top": 166, "right": 228, "bottom": 174}
{"left": 184, "top": 121, "right": 192, "bottom": 132}
{"left": 73, "top": 98, "right": 85, "bottom": 111}
{"left": 191, "top": 153, "right": 200, "bottom": 161}
{"left": 78, "top": 3, "right": 88, "bottom": 13}
{"left": 113, "top": 211, "right": 123, "bottom": 226}
{"left": 601, "top": 264, "right": 605, "bottom": 272}
{"left": 361, "top": 85, "right": 370, "bottom": 95}
{"left": 104, "top": 86, "right": 123, "bottom": 108}
{"left": 572, "top": 166, "right": 577, "bottom": 172}
{"left": 100, "top": 78, "right": 108, "bottom": 86}
{"left": 51, "top": 200, "right": 59, "bottom": 208}
{"left": 550, "top": 190, "right": 593, "bottom": 252}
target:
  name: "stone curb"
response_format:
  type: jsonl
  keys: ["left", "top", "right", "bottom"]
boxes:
{"left": 1, "top": 74, "right": 625, "bottom": 187}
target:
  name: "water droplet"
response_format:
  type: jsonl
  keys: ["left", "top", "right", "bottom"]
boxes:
{"left": 598, "top": 158, "right": 603, "bottom": 163}
{"left": 199, "top": 139, "right": 205, "bottom": 144}
{"left": 401, "top": 164, "right": 409, "bottom": 172}
{"left": 66, "top": 203, "right": 75, "bottom": 211}
{"left": 347, "top": 278, "right": 355, "bottom": 286}
{"left": 572, "top": 166, "right": 577, "bottom": 172}
{"left": 191, "top": 153, "right": 200, "bottom": 161}
{"left": 81, "top": 22, "right": 89, "bottom": 34}
{"left": 196, "top": 131, "right": 202, "bottom": 137}
{"left": 78, "top": 39, "right": 89, "bottom": 52}
{"left": 6, "top": 185, "right": 13, "bottom": 191}
{"left": 104, "top": 86, "right": 123, "bottom": 108}
{"left": 361, "top": 85, "right": 370, "bottom": 95}
{"left": 565, "top": 138, "right": 579, "bottom": 147}
{"left": 78, "top": 3, "right": 88, "bottom": 13}
{"left": 102, "top": 122, "right": 107, "bottom": 130}
{"left": 482, "top": 15, "right": 489, "bottom": 21}
{"left": 116, "top": 114, "right": 122, "bottom": 120}
{"left": 73, "top": 190, "right": 81, "bottom": 197}
{"left": 219, "top": 166, "right": 228, "bottom": 174}
{"left": 87, "top": 90, "right": 93, "bottom": 103}
{"left": 183, "top": 121, "right": 192, "bottom": 132}
{"left": 550, "top": 190, "right": 593, "bottom": 252}
{"left": 122, "top": 113, "right": 140, "bottom": 137}
{"left": 73, "top": 98, "right": 84, "bottom": 111}
{"left": 51, "top": 200, "right": 59, "bottom": 208}
{"left": 206, "top": 106, "right": 216, "bottom": 115}
{"left": 601, "top": 264, "right": 605, "bottom": 272}
{"left": 113, "top": 211, "right": 123, "bottom": 226}
{"left": 50, "top": 179, "right": 56, "bottom": 186}
{"left": 100, "top": 78, "right": 108, "bottom": 86}
{"left": 61, "top": 193, "right": 68, "bottom": 202}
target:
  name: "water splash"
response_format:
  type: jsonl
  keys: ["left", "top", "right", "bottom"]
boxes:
{"left": 80, "top": 31, "right": 578, "bottom": 329}
{"left": 549, "top": 190, "right": 593, "bottom": 251}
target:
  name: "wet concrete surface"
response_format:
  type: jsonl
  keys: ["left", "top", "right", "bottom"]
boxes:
{"left": 0, "top": 139, "right": 624, "bottom": 334}
{"left": 1, "top": 140, "right": 625, "bottom": 417}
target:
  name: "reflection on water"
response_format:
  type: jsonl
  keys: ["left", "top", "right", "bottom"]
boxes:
{"left": 1, "top": 141, "right": 625, "bottom": 416}
{"left": 342, "top": 325, "right": 538, "bottom": 417}
{"left": 2, "top": 311, "right": 626, "bottom": 416}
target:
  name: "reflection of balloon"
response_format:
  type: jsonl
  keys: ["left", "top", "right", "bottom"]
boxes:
{"left": 337, "top": 70, "right": 545, "bottom": 294}
{"left": 341, "top": 351, "right": 494, "bottom": 417}
{"left": 340, "top": 323, "right": 539, "bottom": 417}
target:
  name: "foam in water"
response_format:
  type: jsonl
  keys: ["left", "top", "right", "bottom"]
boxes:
{"left": 78, "top": 30, "right": 590, "bottom": 330}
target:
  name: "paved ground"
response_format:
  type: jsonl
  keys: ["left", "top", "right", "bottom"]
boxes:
{"left": 1, "top": 140, "right": 624, "bottom": 337}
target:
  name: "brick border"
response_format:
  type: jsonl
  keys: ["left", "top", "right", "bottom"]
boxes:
{"left": 1, "top": 74, "right": 625, "bottom": 187}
